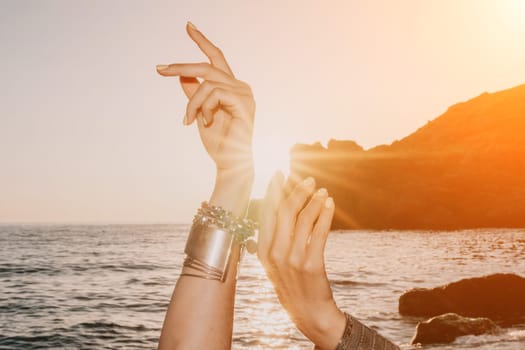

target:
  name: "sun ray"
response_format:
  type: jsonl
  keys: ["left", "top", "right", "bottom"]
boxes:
{"left": 252, "top": 136, "right": 293, "bottom": 197}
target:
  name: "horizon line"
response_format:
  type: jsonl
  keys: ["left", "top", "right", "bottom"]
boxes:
{"left": 0, "top": 221, "right": 191, "bottom": 226}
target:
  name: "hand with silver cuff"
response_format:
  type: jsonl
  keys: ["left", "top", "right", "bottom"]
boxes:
{"left": 156, "top": 21, "right": 255, "bottom": 350}
{"left": 155, "top": 21, "right": 400, "bottom": 350}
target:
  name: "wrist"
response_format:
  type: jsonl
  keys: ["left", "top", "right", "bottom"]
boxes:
{"left": 306, "top": 304, "right": 346, "bottom": 350}
{"left": 209, "top": 165, "right": 254, "bottom": 217}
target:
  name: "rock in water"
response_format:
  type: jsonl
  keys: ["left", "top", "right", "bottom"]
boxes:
{"left": 399, "top": 273, "right": 525, "bottom": 326}
{"left": 411, "top": 313, "right": 500, "bottom": 345}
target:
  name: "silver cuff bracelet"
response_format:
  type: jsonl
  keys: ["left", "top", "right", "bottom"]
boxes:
{"left": 184, "top": 221, "right": 234, "bottom": 281}
{"left": 182, "top": 201, "right": 258, "bottom": 282}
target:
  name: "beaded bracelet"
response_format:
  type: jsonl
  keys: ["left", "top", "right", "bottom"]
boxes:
{"left": 194, "top": 201, "right": 258, "bottom": 243}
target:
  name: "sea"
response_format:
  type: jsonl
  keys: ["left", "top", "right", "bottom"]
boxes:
{"left": 1, "top": 225, "right": 525, "bottom": 349}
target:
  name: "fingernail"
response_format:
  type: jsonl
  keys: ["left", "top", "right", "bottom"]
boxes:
{"left": 316, "top": 188, "right": 328, "bottom": 196}
{"left": 156, "top": 64, "right": 169, "bottom": 71}
{"left": 183, "top": 114, "right": 188, "bottom": 125}
{"left": 325, "top": 197, "right": 334, "bottom": 209}
{"left": 187, "top": 21, "right": 197, "bottom": 30}
{"left": 303, "top": 177, "right": 315, "bottom": 188}
{"left": 199, "top": 115, "right": 208, "bottom": 127}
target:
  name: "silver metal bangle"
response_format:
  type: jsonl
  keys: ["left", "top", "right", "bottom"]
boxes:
{"left": 180, "top": 256, "right": 223, "bottom": 281}
{"left": 335, "top": 312, "right": 400, "bottom": 350}
{"left": 335, "top": 312, "right": 354, "bottom": 350}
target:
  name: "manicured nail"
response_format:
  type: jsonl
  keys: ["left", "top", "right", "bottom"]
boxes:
{"left": 183, "top": 114, "right": 188, "bottom": 125}
{"left": 303, "top": 177, "right": 315, "bottom": 188}
{"left": 316, "top": 188, "right": 328, "bottom": 196}
{"left": 156, "top": 64, "right": 169, "bottom": 71}
{"left": 325, "top": 197, "right": 334, "bottom": 209}
{"left": 187, "top": 21, "right": 197, "bottom": 30}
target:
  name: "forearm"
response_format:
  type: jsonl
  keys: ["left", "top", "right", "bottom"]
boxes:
{"left": 158, "top": 245, "right": 240, "bottom": 349}
{"left": 158, "top": 170, "right": 253, "bottom": 350}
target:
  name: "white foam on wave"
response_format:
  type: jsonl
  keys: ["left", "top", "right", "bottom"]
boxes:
{"left": 455, "top": 327, "right": 525, "bottom": 348}
{"left": 508, "top": 329, "right": 525, "bottom": 340}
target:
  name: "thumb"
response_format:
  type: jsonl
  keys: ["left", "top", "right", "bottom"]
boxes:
{"left": 257, "top": 171, "right": 285, "bottom": 260}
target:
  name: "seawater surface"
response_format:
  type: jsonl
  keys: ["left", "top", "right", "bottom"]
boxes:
{"left": 1, "top": 225, "right": 525, "bottom": 349}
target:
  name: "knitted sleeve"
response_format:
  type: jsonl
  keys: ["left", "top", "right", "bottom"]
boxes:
{"left": 334, "top": 313, "right": 400, "bottom": 350}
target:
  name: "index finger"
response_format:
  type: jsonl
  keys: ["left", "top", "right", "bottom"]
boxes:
{"left": 186, "top": 21, "right": 235, "bottom": 77}
{"left": 156, "top": 62, "right": 233, "bottom": 84}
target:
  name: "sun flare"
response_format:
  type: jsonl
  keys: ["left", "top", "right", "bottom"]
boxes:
{"left": 252, "top": 137, "right": 292, "bottom": 197}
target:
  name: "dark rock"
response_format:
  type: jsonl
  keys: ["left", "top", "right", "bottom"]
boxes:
{"left": 411, "top": 313, "right": 500, "bottom": 345}
{"left": 399, "top": 273, "right": 525, "bottom": 326}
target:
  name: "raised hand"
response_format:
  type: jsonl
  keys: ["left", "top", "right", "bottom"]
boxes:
{"left": 258, "top": 174, "right": 347, "bottom": 350}
{"left": 156, "top": 22, "right": 255, "bottom": 215}
{"left": 156, "top": 22, "right": 255, "bottom": 174}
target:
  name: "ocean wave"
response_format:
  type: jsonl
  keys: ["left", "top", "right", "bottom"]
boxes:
{"left": 329, "top": 279, "right": 387, "bottom": 287}
{"left": 0, "top": 264, "right": 61, "bottom": 277}
{"left": 0, "top": 334, "right": 82, "bottom": 349}
{"left": 72, "top": 321, "right": 153, "bottom": 333}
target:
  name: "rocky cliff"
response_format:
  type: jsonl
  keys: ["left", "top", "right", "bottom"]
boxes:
{"left": 290, "top": 84, "right": 525, "bottom": 229}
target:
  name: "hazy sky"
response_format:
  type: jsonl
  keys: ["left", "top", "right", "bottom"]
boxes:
{"left": 1, "top": 0, "right": 525, "bottom": 223}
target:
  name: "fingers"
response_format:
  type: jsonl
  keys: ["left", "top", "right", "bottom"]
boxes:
{"left": 201, "top": 87, "right": 249, "bottom": 126}
{"left": 156, "top": 62, "right": 234, "bottom": 85}
{"left": 257, "top": 172, "right": 285, "bottom": 265}
{"left": 157, "top": 23, "right": 247, "bottom": 128}
{"left": 270, "top": 177, "right": 316, "bottom": 265}
{"left": 184, "top": 80, "right": 250, "bottom": 126}
{"left": 256, "top": 179, "right": 339, "bottom": 349}
{"left": 308, "top": 197, "right": 335, "bottom": 262}
{"left": 186, "top": 22, "right": 234, "bottom": 77}
{"left": 289, "top": 188, "right": 328, "bottom": 260}
{"left": 283, "top": 173, "right": 302, "bottom": 198}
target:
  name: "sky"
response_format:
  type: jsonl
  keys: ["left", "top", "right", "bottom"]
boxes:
{"left": 1, "top": 0, "right": 525, "bottom": 224}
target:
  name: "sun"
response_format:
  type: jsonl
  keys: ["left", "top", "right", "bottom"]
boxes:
{"left": 494, "top": 0, "right": 525, "bottom": 32}
{"left": 252, "top": 136, "right": 292, "bottom": 198}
